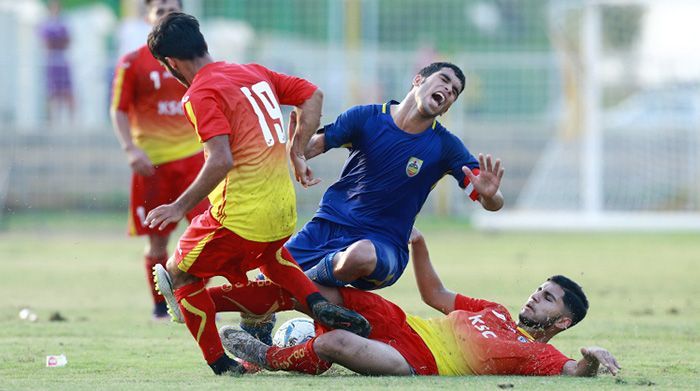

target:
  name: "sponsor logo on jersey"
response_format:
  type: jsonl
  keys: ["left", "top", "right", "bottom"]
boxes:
{"left": 518, "top": 335, "right": 529, "bottom": 343}
{"left": 158, "top": 100, "right": 184, "bottom": 116}
{"left": 182, "top": 95, "right": 190, "bottom": 103}
{"left": 406, "top": 157, "right": 424, "bottom": 177}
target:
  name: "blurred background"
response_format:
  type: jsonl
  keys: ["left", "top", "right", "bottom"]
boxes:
{"left": 1, "top": 0, "right": 699, "bottom": 231}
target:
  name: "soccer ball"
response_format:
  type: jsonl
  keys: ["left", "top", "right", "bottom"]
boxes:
{"left": 272, "top": 317, "right": 316, "bottom": 348}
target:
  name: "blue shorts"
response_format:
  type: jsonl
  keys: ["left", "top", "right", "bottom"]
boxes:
{"left": 285, "top": 218, "right": 408, "bottom": 290}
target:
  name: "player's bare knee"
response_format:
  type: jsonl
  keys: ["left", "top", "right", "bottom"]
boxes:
{"left": 340, "top": 240, "right": 377, "bottom": 275}
{"left": 165, "top": 257, "right": 179, "bottom": 274}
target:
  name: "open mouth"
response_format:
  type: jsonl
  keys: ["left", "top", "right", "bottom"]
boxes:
{"left": 432, "top": 92, "right": 445, "bottom": 105}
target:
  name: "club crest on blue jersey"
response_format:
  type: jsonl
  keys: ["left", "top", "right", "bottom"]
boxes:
{"left": 406, "top": 157, "right": 424, "bottom": 177}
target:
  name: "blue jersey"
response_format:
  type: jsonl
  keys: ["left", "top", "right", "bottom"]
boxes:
{"left": 315, "top": 101, "right": 479, "bottom": 249}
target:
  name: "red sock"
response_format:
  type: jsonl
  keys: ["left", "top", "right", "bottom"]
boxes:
{"left": 175, "top": 280, "right": 224, "bottom": 364}
{"left": 261, "top": 246, "right": 320, "bottom": 310}
{"left": 145, "top": 255, "right": 167, "bottom": 305}
{"left": 208, "top": 279, "right": 295, "bottom": 315}
{"left": 266, "top": 337, "right": 331, "bottom": 375}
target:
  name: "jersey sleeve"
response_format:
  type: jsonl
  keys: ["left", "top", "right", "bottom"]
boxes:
{"left": 182, "top": 91, "right": 231, "bottom": 142}
{"left": 440, "top": 130, "right": 479, "bottom": 188}
{"left": 454, "top": 293, "right": 500, "bottom": 312}
{"left": 322, "top": 105, "right": 370, "bottom": 151}
{"left": 258, "top": 65, "right": 318, "bottom": 106}
{"left": 110, "top": 52, "right": 137, "bottom": 112}
{"left": 516, "top": 343, "right": 573, "bottom": 376}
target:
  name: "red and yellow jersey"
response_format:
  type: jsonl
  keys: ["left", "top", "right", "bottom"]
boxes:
{"left": 111, "top": 45, "right": 201, "bottom": 165}
{"left": 182, "top": 62, "right": 317, "bottom": 242}
{"left": 406, "top": 294, "right": 572, "bottom": 376}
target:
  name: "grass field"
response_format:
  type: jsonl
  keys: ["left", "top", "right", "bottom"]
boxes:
{"left": 1, "top": 212, "right": 699, "bottom": 390}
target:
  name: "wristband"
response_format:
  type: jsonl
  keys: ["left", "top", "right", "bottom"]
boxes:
{"left": 463, "top": 168, "right": 480, "bottom": 201}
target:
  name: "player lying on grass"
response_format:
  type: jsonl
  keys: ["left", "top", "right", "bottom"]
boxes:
{"left": 216, "top": 228, "right": 620, "bottom": 377}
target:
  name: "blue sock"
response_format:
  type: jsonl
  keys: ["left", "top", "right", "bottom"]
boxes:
{"left": 305, "top": 254, "right": 347, "bottom": 287}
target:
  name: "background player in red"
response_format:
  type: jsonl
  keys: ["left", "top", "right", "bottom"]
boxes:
{"left": 110, "top": 0, "right": 208, "bottom": 320}
{"left": 144, "top": 13, "right": 370, "bottom": 375}
{"left": 218, "top": 228, "right": 620, "bottom": 377}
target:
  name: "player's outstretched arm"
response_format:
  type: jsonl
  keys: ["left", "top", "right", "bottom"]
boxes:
{"left": 410, "top": 227, "right": 457, "bottom": 314}
{"left": 288, "top": 89, "right": 324, "bottom": 187}
{"left": 561, "top": 346, "right": 621, "bottom": 377}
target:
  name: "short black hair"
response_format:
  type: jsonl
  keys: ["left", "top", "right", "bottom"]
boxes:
{"left": 145, "top": 0, "right": 183, "bottom": 8}
{"left": 548, "top": 275, "right": 589, "bottom": 327}
{"left": 148, "top": 12, "right": 208, "bottom": 63}
{"left": 417, "top": 62, "right": 466, "bottom": 94}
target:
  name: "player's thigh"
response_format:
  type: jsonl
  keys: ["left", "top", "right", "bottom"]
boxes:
{"left": 173, "top": 211, "right": 244, "bottom": 282}
{"left": 284, "top": 218, "right": 339, "bottom": 270}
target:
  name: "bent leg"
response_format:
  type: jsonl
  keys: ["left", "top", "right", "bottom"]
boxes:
{"left": 313, "top": 330, "right": 412, "bottom": 376}
{"left": 332, "top": 240, "right": 377, "bottom": 282}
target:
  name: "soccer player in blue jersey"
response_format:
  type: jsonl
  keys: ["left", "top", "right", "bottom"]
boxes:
{"left": 288, "top": 62, "right": 505, "bottom": 290}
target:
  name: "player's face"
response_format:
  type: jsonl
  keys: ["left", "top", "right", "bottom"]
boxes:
{"left": 518, "top": 281, "right": 569, "bottom": 330}
{"left": 146, "top": 0, "right": 181, "bottom": 26}
{"left": 414, "top": 68, "right": 463, "bottom": 118}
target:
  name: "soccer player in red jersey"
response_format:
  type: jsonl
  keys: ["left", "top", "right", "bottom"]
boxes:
{"left": 218, "top": 228, "right": 620, "bottom": 377}
{"left": 110, "top": 0, "right": 209, "bottom": 320}
{"left": 144, "top": 13, "right": 370, "bottom": 375}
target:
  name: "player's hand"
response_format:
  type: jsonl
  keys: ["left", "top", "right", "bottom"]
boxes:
{"left": 290, "top": 153, "right": 321, "bottom": 188}
{"left": 144, "top": 203, "right": 185, "bottom": 231}
{"left": 463, "top": 153, "right": 504, "bottom": 199}
{"left": 581, "top": 346, "right": 621, "bottom": 376}
{"left": 126, "top": 146, "right": 155, "bottom": 177}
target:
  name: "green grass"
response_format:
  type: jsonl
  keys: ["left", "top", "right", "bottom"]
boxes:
{"left": 1, "top": 212, "right": 699, "bottom": 389}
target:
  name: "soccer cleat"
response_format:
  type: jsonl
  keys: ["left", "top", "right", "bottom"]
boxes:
{"left": 219, "top": 326, "right": 273, "bottom": 370}
{"left": 311, "top": 300, "right": 371, "bottom": 338}
{"left": 234, "top": 357, "right": 262, "bottom": 374}
{"left": 239, "top": 313, "right": 276, "bottom": 345}
{"left": 208, "top": 353, "right": 246, "bottom": 376}
{"left": 152, "top": 301, "right": 170, "bottom": 321}
{"left": 152, "top": 264, "right": 184, "bottom": 323}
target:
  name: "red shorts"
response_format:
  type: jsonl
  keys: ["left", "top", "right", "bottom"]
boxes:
{"left": 319, "top": 288, "right": 439, "bottom": 376}
{"left": 128, "top": 151, "right": 209, "bottom": 236}
{"left": 174, "top": 209, "right": 290, "bottom": 284}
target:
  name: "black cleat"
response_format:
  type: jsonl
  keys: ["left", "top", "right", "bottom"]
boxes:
{"left": 208, "top": 354, "right": 246, "bottom": 376}
{"left": 310, "top": 300, "right": 371, "bottom": 338}
{"left": 219, "top": 326, "right": 272, "bottom": 370}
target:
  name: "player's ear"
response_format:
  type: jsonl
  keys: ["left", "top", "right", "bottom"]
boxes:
{"left": 165, "top": 57, "right": 177, "bottom": 69}
{"left": 412, "top": 74, "right": 423, "bottom": 87}
{"left": 554, "top": 315, "right": 572, "bottom": 331}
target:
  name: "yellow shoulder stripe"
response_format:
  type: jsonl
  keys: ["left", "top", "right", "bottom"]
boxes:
{"left": 110, "top": 67, "right": 126, "bottom": 112}
{"left": 184, "top": 101, "right": 200, "bottom": 140}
